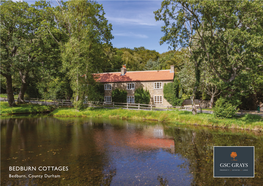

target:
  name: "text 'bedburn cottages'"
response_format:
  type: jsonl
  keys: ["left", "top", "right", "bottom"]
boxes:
{"left": 94, "top": 65, "right": 175, "bottom": 108}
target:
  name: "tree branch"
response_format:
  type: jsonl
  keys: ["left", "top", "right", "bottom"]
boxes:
{"left": 46, "top": 26, "right": 60, "bottom": 44}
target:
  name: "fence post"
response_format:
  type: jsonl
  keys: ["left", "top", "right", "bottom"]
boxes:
{"left": 62, "top": 100, "right": 63, "bottom": 107}
{"left": 138, "top": 103, "right": 140, "bottom": 110}
{"left": 151, "top": 104, "right": 152, "bottom": 111}
{"left": 113, "top": 102, "right": 114, "bottom": 108}
{"left": 127, "top": 102, "right": 128, "bottom": 109}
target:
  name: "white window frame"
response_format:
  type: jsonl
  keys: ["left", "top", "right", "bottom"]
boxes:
{"left": 104, "top": 84, "right": 112, "bottom": 90}
{"left": 127, "top": 96, "right": 135, "bottom": 103}
{"left": 127, "top": 83, "right": 135, "bottom": 90}
{"left": 104, "top": 96, "right": 111, "bottom": 103}
{"left": 154, "top": 96, "right": 163, "bottom": 104}
{"left": 154, "top": 82, "right": 162, "bottom": 89}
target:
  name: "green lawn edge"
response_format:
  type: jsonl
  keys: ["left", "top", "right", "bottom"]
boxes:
{"left": 49, "top": 107, "right": 263, "bottom": 131}
{"left": 1, "top": 102, "right": 262, "bottom": 131}
{"left": 0, "top": 102, "right": 55, "bottom": 116}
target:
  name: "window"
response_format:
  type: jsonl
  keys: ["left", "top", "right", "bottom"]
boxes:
{"left": 104, "top": 84, "right": 111, "bottom": 90}
{"left": 154, "top": 82, "right": 162, "bottom": 89}
{"left": 127, "top": 83, "right": 135, "bottom": 90}
{"left": 154, "top": 96, "right": 162, "bottom": 104}
{"left": 104, "top": 96, "right": 111, "bottom": 102}
{"left": 154, "top": 129, "right": 164, "bottom": 137}
{"left": 127, "top": 96, "right": 135, "bottom": 103}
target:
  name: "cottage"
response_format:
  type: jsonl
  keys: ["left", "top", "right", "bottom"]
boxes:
{"left": 94, "top": 65, "right": 175, "bottom": 108}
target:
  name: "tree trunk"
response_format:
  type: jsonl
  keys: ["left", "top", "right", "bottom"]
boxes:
{"left": 210, "top": 95, "right": 214, "bottom": 108}
{"left": 17, "top": 82, "right": 27, "bottom": 103}
{"left": 191, "top": 87, "right": 197, "bottom": 115}
{"left": 199, "top": 100, "right": 202, "bottom": 113}
{"left": 17, "top": 70, "right": 28, "bottom": 103}
{"left": 5, "top": 74, "right": 16, "bottom": 107}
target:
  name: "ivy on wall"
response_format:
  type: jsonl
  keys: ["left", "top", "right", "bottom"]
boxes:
{"left": 87, "top": 83, "right": 104, "bottom": 102}
{"left": 163, "top": 77, "right": 183, "bottom": 106}
{"left": 135, "top": 88, "right": 150, "bottom": 104}
{"left": 112, "top": 88, "right": 127, "bottom": 102}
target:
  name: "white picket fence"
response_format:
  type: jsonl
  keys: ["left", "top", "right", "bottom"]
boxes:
{"left": 1, "top": 98, "right": 160, "bottom": 110}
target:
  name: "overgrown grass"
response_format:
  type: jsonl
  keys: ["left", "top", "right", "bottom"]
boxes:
{"left": 50, "top": 107, "right": 263, "bottom": 131}
{"left": 0, "top": 102, "right": 55, "bottom": 115}
{"left": 39, "top": 99, "right": 57, "bottom": 102}
{"left": 0, "top": 94, "right": 18, "bottom": 99}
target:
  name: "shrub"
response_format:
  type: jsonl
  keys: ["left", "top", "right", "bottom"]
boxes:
{"left": 112, "top": 88, "right": 127, "bottom": 103}
{"left": 24, "top": 93, "right": 30, "bottom": 100}
{"left": 87, "top": 83, "right": 104, "bottom": 102}
{"left": 134, "top": 88, "right": 150, "bottom": 104}
{"left": 163, "top": 77, "right": 183, "bottom": 106}
{"left": 213, "top": 97, "right": 239, "bottom": 118}
{"left": 74, "top": 99, "right": 85, "bottom": 110}
{"left": 242, "top": 114, "right": 262, "bottom": 122}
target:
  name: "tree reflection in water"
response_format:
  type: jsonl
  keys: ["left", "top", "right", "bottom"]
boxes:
{"left": 157, "top": 175, "right": 169, "bottom": 186}
{"left": 165, "top": 126, "right": 263, "bottom": 185}
{"left": 1, "top": 117, "right": 262, "bottom": 185}
{"left": 1, "top": 117, "right": 117, "bottom": 185}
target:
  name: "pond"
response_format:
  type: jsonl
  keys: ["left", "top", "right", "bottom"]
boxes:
{"left": 1, "top": 116, "right": 263, "bottom": 185}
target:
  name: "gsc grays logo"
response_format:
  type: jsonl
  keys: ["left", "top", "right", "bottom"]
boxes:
{"left": 213, "top": 146, "right": 254, "bottom": 178}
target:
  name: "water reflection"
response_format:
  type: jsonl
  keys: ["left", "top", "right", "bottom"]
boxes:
{"left": 1, "top": 117, "right": 263, "bottom": 185}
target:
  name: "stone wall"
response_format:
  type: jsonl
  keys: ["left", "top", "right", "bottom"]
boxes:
{"left": 103, "top": 81, "right": 173, "bottom": 107}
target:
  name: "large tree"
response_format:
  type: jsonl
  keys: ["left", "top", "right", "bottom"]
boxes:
{"left": 0, "top": 0, "right": 61, "bottom": 105}
{"left": 0, "top": 0, "right": 27, "bottom": 106}
{"left": 53, "top": 0, "right": 113, "bottom": 109}
{"left": 155, "top": 0, "right": 263, "bottom": 113}
{"left": 15, "top": 0, "right": 61, "bottom": 103}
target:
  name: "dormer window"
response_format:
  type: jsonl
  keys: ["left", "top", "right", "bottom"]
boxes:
{"left": 104, "top": 84, "right": 112, "bottom": 90}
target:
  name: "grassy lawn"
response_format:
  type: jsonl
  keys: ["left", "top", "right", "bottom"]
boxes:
{"left": 0, "top": 102, "right": 55, "bottom": 116}
{"left": 202, "top": 108, "right": 213, "bottom": 111}
{"left": 50, "top": 107, "right": 263, "bottom": 131}
{"left": 0, "top": 94, "right": 18, "bottom": 99}
{"left": 2, "top": 102, "right": 262, "bottom": 131}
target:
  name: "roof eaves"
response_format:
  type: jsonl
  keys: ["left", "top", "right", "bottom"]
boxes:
{"left": 92, "top": 69, "right": 170, "bottom": 74}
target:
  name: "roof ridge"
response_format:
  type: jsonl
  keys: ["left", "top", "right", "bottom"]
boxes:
{"left": 93, "top": 69, "right": 170, "bottom": 74}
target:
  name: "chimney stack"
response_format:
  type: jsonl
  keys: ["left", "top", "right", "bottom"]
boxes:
{"left": 170, "top": 65, "right": 174, "bottom": 73}
{"left": 121, "top": 64, "right": 126, "bottom": 75}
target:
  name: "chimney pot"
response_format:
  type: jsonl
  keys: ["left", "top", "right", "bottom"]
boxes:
{"left": 121, "top": 64, "right": 127, "bottom": 75}
{"left": 170, "top": 65, "right": 174, "bottom": 73}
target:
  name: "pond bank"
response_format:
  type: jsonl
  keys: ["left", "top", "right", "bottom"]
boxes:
{"left": 0, "top": 102, "right": 55, "bottom": 116}
{"left": 50, "top": 107, "right": 263, "bottom": 131}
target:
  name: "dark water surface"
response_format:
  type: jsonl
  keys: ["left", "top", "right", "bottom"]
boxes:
{"left": 1, "top": 117, "right": 263, "bottom": 185}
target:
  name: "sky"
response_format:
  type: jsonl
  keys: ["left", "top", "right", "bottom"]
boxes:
{"left": 96, "top": 0, "right": 170, "bottom": 54}
{"left": 18, "top": 0, "right": 172, "bottom": 54}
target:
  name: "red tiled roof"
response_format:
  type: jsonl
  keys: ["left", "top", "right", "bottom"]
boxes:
{"left": 93, "top": 70, "right": 174, "bottom": 83}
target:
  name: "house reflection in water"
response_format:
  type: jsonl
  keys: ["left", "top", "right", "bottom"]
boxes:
{"left": 93, "top": 123, "right": 175, "bottom": 153}
{"left": 128, "top": 126, "right": 175, "bottom": 153}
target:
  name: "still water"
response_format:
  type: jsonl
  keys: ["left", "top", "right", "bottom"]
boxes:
{"left": 1, "top": 116, "right": 263, "bottom": 185}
